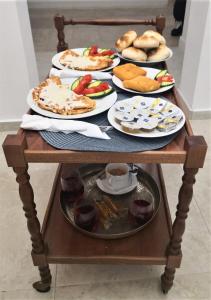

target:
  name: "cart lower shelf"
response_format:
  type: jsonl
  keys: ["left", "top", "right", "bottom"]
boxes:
{"left": 41, "top": 164, "right": 172, "bottom": 265}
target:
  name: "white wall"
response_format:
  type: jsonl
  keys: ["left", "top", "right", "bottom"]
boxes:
{"left": 0, "top": 0, "right": 38, "bottom": 122}
{"left": 179, "top": 0, "right": 211, "bottom": 114}
{"left": 28, "top": 0, "right": 168, "bottom": 9}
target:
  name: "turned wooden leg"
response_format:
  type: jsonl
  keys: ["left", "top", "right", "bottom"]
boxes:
{"left": 160, "top": 136, "right": 207, "bottom": 293}
{"left": 161, "top": 167, "right": 198, "bottom": 293}
{"left": 13, "top": 166, "right": 52, "bottom": 292}
{"left": 33, "top": 266, "right": 52, "bottom": 293}
{"left": 161, "top": 267, "right": 176, "bottom": 294}
{"left": 54, "top": 14, "right": 68, "bottom": 52}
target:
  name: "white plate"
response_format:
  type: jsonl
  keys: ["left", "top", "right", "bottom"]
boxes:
{"left": 27, "top": 78, "right": 117, "bottom": 120}
{"left": 117, "top": 48, "right": 173, "bottom": 64}
{"left": 96, "top": 176, "right": 138, "bottom": 195}
{"left": 52, "top": 48, "right": 120, "bottom": 72}
{"left": 107, "top": 96, "right": 185, "bottom": 138}
{"left": 112, "top": 67, "right": 175, "bottom": 95}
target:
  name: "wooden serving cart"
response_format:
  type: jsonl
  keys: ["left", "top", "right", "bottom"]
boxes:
{"left": 2, "top": 15, "right": 208, "bottom": 294}
{"left": 2, "top": 85, "right": 207, "bottom": 293}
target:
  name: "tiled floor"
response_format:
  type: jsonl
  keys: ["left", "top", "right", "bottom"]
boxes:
{"left": 0, "top": 119, "right": 210, "bottom": 300}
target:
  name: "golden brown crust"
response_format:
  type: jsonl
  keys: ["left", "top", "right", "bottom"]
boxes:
{"left": 123, "top": 76, "right": 160, "bottom": 92}
{"left": 143, "top": 30, "right": 166, "bottom": 45}
{"left": 122, "top": 47, "right": 147, "bottom": 61}
{"left": 115, "top": 31, "right": 137, "bottom": 52}
{"left": 32, "top": 76, "right": 96, "bottom": 115}
{"left": 147, "top": 44, "right": 171, "bottom": 61}
{"left": 113, "top": 63, "right": 146, "bottom": 81}
{"left": 133, "top": 35, "right": 159, "bottom": 49}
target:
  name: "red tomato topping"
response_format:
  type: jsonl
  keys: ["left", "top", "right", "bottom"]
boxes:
{"left": 100, "top": 50, "right": 115, "bottom": 56}
{"left": 73, "top": 75, "right": 93, "bottom": 94}
{"left": 89, "top": 45, "right": 98, "bottom": 55}
{"left": 83, "top": 82, "right": 110, "bottom": 94}
{"left": 157, "top": 75, "right": 174, "bottom": 83}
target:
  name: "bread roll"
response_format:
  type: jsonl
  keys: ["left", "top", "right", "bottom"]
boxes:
{"left": 133, "top": 35, "right": 159, "bottom": 49}
{"left": 113, "top": 63, "right": 146, "bottom": 81}
{"left": 115, "top": 31, "right": 137, "bottom": 52}
{"left": 143, "top": 30, "right": 166, "bottom": 45}
{"left": 147, "top": 44, "right": 171, "bottom": 62}
{"left": 122, "top": 47, "right": 147, "bottom": 61}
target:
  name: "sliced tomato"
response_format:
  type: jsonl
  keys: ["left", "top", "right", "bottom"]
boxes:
{"left": 157, "top": 75, "right": 174, "bottom": 83}
{"left": 83, "top": 82, "right": 110, "bottom": 94}
{"left": 100, "top": 50, "right": 115, "bottom": 56}
{"left": 89, "top": 45, "right": 98, "bottom": 55}
{"left": 73, "top": 74, "right": 93, "bottom": 94}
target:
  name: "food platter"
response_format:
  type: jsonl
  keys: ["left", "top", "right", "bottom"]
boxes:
{"left": 52, "top": 48, "right": 120, "bottom": 72}
{"left": 117, "top": 48, "right": 173, "bottom": 65}
{"left": 112, "top": 67, "right": 175, "bottom": 95}
{"left": 27, "top": 78, "right": 117, "bottom": 119}
{"left": 107, "top": 96, "right": 185, "bottom": 138}
{"left": 60, "top": 164, "right": 160, "bottom": 239}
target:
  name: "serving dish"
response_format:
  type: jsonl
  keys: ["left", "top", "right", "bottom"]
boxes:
{"left": 112, "top": 67, "right": 175, "bottom": 95}
{"left": 27, "top": 78, "right": 117, "bottom": 119}
{"left": 107, "top": 96, "right": 185, "bottom": 138}
{"left": 52, "top": 48, "right": 120, "bottom": 72}
{"left": 60, "top": 164, "right": 160, "bottom": 239}
{"left": 117, "top": 48, "right": 173, "bottom": 65}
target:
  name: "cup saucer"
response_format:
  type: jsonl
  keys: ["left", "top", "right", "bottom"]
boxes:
{"left": 96, "top": 175, "right": 138, "bottom": 195}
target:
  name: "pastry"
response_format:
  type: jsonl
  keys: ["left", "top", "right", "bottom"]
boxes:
{"left": 143, "top": 30, "right": 166, "bottom": 45}
{"left": 32, "top": 76, "right": 96, "bottom": 115}
{"left": 133, "top": 35, "right": 159, "bottom": 49}
{"left": 123, "top": 76, "right": 161, "bottom": 92}
{"left": 147, "top": 45, "right": 171, "bottom": 62}
{"left": 59, "top": 49, "right": 113, "bottom": 70}
{"left": 115, "top": 30, "right": 137, "bottom": 52}
{"left": 122, "top": 47, "right": 147, "bottom": 61}
{"left": 113, "top": 63, "right": 146, "bottom": 81}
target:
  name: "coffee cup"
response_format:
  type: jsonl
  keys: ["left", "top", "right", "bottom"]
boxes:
{"left": 105, "top": 163, "right": 136, "bottom": 190}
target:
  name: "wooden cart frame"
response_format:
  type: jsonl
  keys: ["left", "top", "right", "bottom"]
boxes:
{"left": 2, "top": 15, "right": 207, "bottom": 294}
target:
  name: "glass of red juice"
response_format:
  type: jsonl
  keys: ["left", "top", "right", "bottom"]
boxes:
{"left": 128, "top": 198, "right": 154, "bottom": 226}
{"left": 60, "top": 169, "right": 84, "bottom": 205}
{"left": 74, "top": 202, "right": 98, "bottom": 232}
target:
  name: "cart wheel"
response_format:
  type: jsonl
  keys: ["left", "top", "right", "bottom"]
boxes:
{"left": 33, "top": 281, "right": 51, "bottom": 293}
{"left": 162, "top": 288, "right": 168, "bottom": 294}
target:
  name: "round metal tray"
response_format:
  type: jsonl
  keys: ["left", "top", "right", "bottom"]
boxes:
{"left": 60, "top": 164, "right": 160, "bottom": 239}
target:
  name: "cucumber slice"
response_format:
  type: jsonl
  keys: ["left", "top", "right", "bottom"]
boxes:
{"left": 85, "top": 88, "right": 113, "bottom": 99}
{"left": 83, "top": 48, "right": 90, "bottom": 56}
{"left": 71, "top": 77, "right": 82, "bottom": 90}
{"left": 88, "top": 80, "right": 102, "bottom": 88}
{"left": 160, "top": 81, "right": 174, "bottom": 87}
{"left": 155, "top": 70, "right": 168, "bottom": 79}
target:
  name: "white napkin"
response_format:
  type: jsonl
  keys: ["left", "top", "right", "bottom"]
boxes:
{"left": 49, "top": 67, "right": 112, "bottom": 80}
{"left": 21, "top": 114, "right": 110, "bottom": 139}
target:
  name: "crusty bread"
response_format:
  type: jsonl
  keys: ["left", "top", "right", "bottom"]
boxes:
{"left": 122, "top": 47, "right": 147, "bottom": 61}
{"left": 123, "top": 76, "right": 160, "bottom": 92}
{"left": 147, "top": 44, "right": 171, "bottom": 62}
{"left": 113, "top": 63, "right": 146, "bottom": 81}
{"left": 133, "top": 35, "right": 159, "bottom": 49}
{"left": 115, "top": 31, "right": 137, "bottom": 52}
{"left": 143, "top": 30, "right": 166, "bottom": 45}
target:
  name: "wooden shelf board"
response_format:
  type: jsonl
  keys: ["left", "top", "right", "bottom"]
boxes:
{"left": 42, "top": 164, "right": 172, "bottom": 265}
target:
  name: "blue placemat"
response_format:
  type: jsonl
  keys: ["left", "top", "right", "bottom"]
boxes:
{"left": 39, "top": 83, "right": 180, "bottom": 152}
